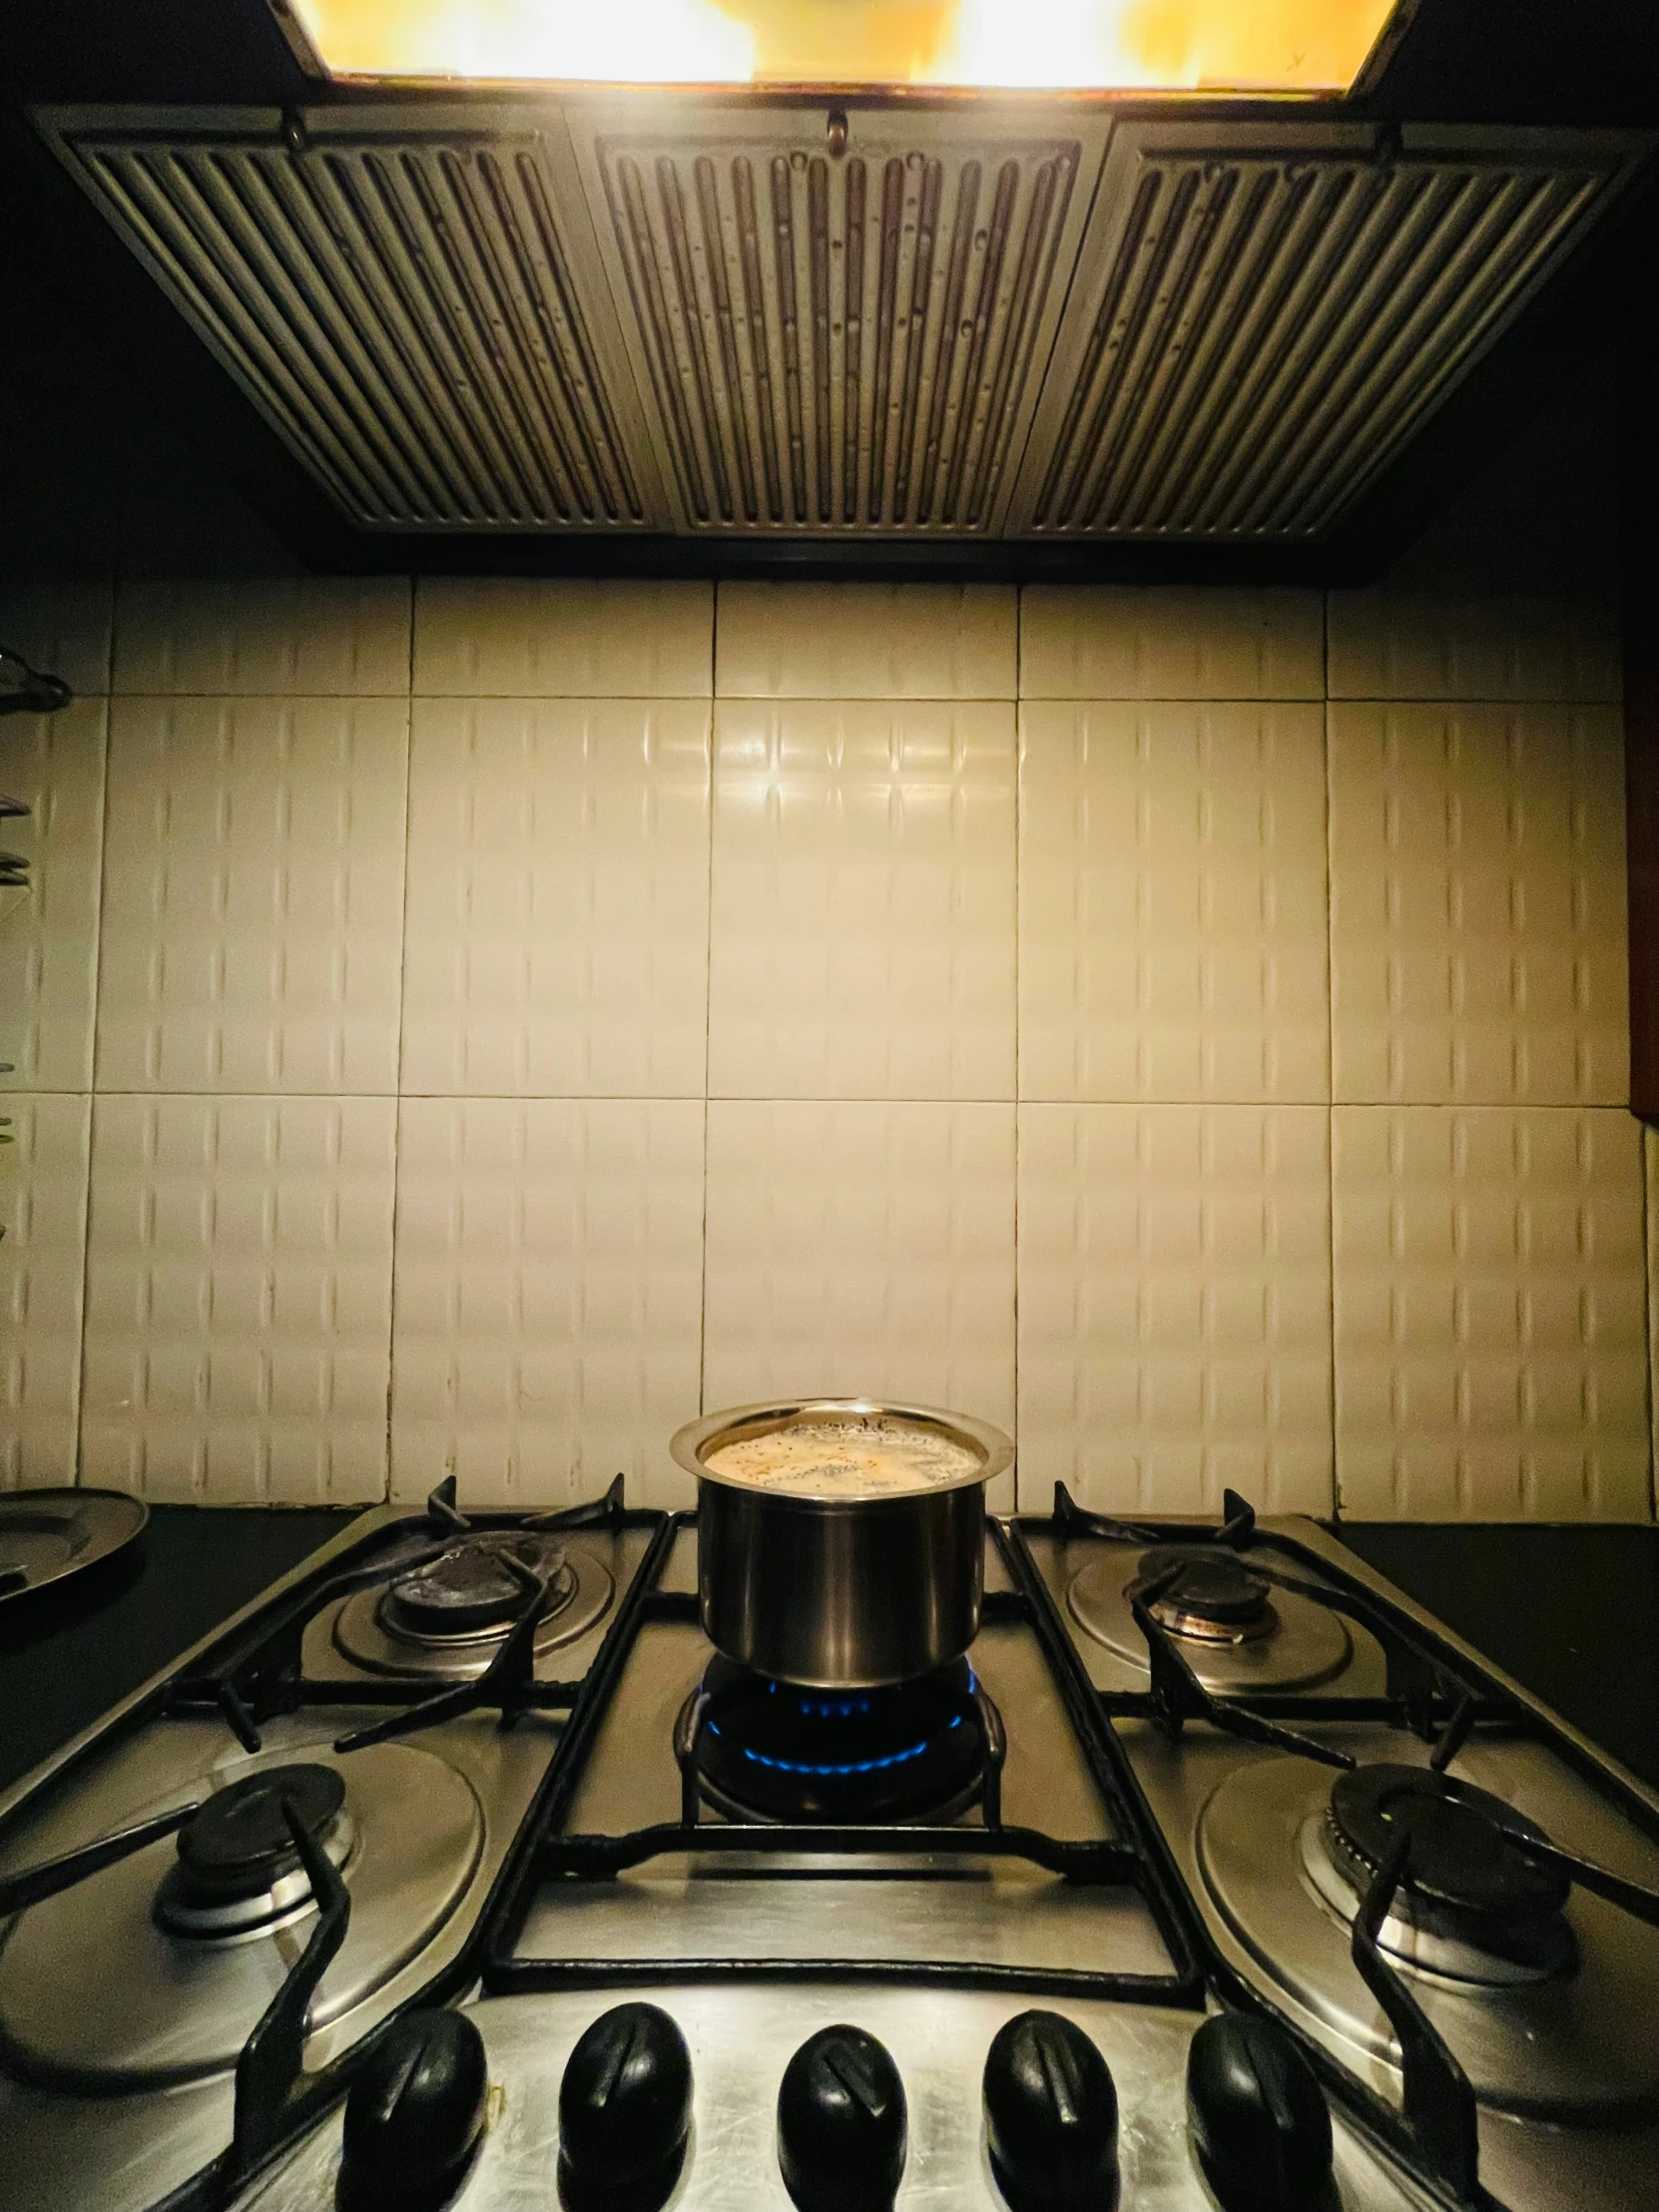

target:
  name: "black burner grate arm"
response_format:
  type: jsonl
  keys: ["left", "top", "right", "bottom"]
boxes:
{"left": 1351, "top": 1828, "right": 1481, "bottom": 2205}
{"left": 0, "top": 1799, "right": 203, "bottom": 1916}
{"left": 1129, "top": 1570, "right": 1357, "bottom": 1773}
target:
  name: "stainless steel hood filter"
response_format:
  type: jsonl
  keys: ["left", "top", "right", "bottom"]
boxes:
{"left": 36, "top": 103, "right": 1646, "bottom": 542}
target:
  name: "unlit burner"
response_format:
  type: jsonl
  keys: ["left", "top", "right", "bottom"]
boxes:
{"left": 1068, "top": 1543, "right": 1352, "bottom": 1693}
{"left": 684, "top": 1656, "right": 995, "bottom": 1826}
{"left": 156, "top": 1762, "right": 354, "bottom": 1939}
{"left": 333, "top": 1531, "right": 614, "bottom": 1679}
{"left": 1306, "top": 1763, "right": 1576, "bottom": 1983}
{"left": 1130, "top": 1546, "right": 1279, "bottom": 1644}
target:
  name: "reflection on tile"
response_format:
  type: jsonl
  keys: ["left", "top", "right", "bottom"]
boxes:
{"left": 1017, "top": 1104, "right": 1333, "bottom": 1516}
{"left": 414, "top": 580, "right": 712, "bottom": 697}
{"left": 1328, "top": 590, "right": 1621, "bottom": 703}
{"left": 401, "top": 700, "right": 711, "bottom": 1097}
{"left": 1019, "top": 702, "right": 1328, "bottom": 1102}
{"left": 1020, "top": 588, "right": 1324, "bottom": 701}
{"left": 703, "top": 1101, "right": 1015, "bottom": 1504}
{"left": 709, "top": 702, "right": 1015, "bottom": 1099}
{"left": 0, "top": 583, "right": 115, "bottom": 697}
{"left": 0, "top": 1095, "right": 92, "bottom": 1487}
{"left": 97, "top": 697, "right": 408, "bottom": 1093}
{"left": 0, "top": 699, "right": 106, "bottom": 1090}
{"left": 115, "top": 579, "right": 411, "bottom": 696}
{"left": 80, "top": 1095, "right": 395, "bottom": 1503}
{"left": 391, "top": 1099, "right": 705, "bottom": 1508}
{"left": 1333, "top": 1106, "right": 1649, "bottom": 1519}
{"left": 717, "top": 584, "right": 1017, "bottom": 699}
{"left": 1330, "top": 704, "right": 1627, "bottom": 1105}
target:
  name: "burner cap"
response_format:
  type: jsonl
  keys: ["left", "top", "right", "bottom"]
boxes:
{"left": 1132, "top": 1545, "right": 1275, "bottom": 1641}
{"left": 176, "top": 1764, "right": 346, "bottom": 1902}
{"left": 385, "top": 1533, "right": 572, "bottom": 1639}
{"left": 1326, "top": 1764, "right": 1570, "bottom": 1931}
{"left": 691, "top": 1657, "right": 990, "bottom": 1825}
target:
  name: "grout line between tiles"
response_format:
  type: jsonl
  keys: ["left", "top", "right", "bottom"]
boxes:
{"left": 72, "top": 682, "right": 119, "bottom": 1489}
{"left": 699, "top": 592, "right": 717, "bottom": 1416}
{"left": 1323, "top": 591, "right": 1340, "bottom": 1521}
{"left": 1012, "top": 587, "right": 1022, "bottom": 1509}
{"left": 377, "top": 578, "right": 417, "bottom": 1504}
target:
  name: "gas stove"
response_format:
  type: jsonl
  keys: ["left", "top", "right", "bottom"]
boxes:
{"left": 2, "top": 1480, "right": 1657, "bottom": 2212}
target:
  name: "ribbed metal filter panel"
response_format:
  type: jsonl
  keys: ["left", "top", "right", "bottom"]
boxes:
{"left": 1013, "top": 126, "right": 1631, "bottom": 541}
{"left": 57, "top": 125, "right": 652, "bottom": 530}
{"left": 582, "top": 115, "right": 1089, "bottom": 532}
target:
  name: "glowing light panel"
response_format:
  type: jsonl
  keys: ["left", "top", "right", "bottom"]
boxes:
{"left": 286, "top": 0, "right": 1399, "bottom": 92}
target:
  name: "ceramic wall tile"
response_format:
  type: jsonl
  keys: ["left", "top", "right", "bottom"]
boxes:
{"left": 115, "top": 578, "right": 411, "bottom": 696}
{"left": 0, "top": 583, "right": 114, "bottom": 697}
{"left": 702, "top": 1102, "right": 1016, "bottom": 1502}
{"left": 401, "top": 700, "right": 711, "bottom": 1098}
{"left": 79, "top": 1094, "right": 395, "bottom": 1503}
{"left": 1020, "top": 588, "right": 1324, "bottom": 701}
{"left": 0, "top": 1094, "right": 92, "bottom": 1486}
{"left": 413, "top": 580, "right": 712, "bottom": 697}
{"left": 1017, "top": 1104, "right": 1333, "bottom": 1516}
{"left": 1328, "top": 589, "right": 1621, "bottom": 704}
{"left": 708, "top": 702, "right": 1015, "bottom": 1100}
{"left": 390, "top": 1098, "right": 705, "bottom": 1508}
{"left": 1019, "top": 702, "right": 1329, "bottom": 1103}
{"left": 716, "top": 584, "right": 1017, "bottom": 700}
{"left": 1330, "top": 703, "right": 1628, "bottom": 1106}
{"left": 0, "top": 699, "right": 106, "bottom": 1091}
{"left": 97, "top": 697, "right": 408, "bottom": 1093}
{"left": 1333, "top": 1106, "right": 1649, "bottom": 1519}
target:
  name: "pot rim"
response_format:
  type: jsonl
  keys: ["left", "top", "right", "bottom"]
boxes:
{"left": 671, "top": 1397, "right": 1013, "bottom": 1505}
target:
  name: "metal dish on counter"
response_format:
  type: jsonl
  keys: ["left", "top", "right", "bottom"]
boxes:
{"left": 0, "top": 1488, "right": 148, "bottom": 1608}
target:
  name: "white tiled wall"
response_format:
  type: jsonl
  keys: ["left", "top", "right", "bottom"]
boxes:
{"left": 0, "top": 555, "right": 1646, "bottom": 1518}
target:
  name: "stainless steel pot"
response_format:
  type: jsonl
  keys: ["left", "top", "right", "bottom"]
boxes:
{"left": 671, "top": 1399, "right": 1014, "bottom": 1689}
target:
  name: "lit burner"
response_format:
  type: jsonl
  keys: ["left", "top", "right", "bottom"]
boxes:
{"left": 1130, "top": 1545, "right": 1278, "bottom": 1646}
{"left": 686, "top": 1656, "right": 993, "bottom": 1824}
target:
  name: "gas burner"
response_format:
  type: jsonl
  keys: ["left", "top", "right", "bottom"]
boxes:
{"left": 386, "top": 1533, "right": 574, "bottom": 1640}
{"left": 1067, "top": 1545, "right": 1353, "bottom": 1692}
{"left": 1130, "top": 1545, "right": 1279, "bottom": 1645}
{"left": 156, "top": 1763, "right": 355, "bottom": 1939}
{"left": 332, "top": 1530, "right": 614, "bottom": 1680}
{"left": 684, "top": 1657, "right": 995, "bottom": 1825}
{"left": 1303, "top": 1763, "right": 1576, "bottom": 1983}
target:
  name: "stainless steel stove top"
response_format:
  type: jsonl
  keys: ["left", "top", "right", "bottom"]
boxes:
{"left": 2, "top": 1478, "right": 1656, "bottom": 2212}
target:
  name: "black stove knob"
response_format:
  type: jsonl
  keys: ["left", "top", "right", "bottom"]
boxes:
{"left": 336, "top": 2009, "right": 488, "bottom": 2212}
{"left": 1186, "top": 2015, "right": 1335, "bottom": 2212}
{"left": 778, "top": 2024, "right": 906, "bottom": 2212}
{"left": 558, "top": 2001, "right": 693, "bottom": 2212}
{"left": 983, "top": 2009, "right": 1118, "bottom": 2211}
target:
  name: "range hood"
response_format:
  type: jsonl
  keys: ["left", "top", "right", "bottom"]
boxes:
{"left": 34, "top": 96, "right": 1650, "bottom": 552}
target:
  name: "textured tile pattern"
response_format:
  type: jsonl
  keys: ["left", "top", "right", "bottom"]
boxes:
{"left": 97, "top": 698, "right": 409, "bottom": 1093}
{"left": 1021, "top": 588, "right": 1324, "bottom": 701}
{"left": 0, "top": 583, "right": 114, "bottom": 697}
{"left": 1018, "top": 1106, "right": 1334, "bottom": 1515}
{"left": 1333, "top": 1107, "right": 1649, "bottom": 1519}
{"left": 703, "top": 1102, "right": 1016, "bottom": 1504}
{"left": 401, "top": 701, "right": 711, "bottom": 1098}
{"left": 0, "top": 700, "right": 107, "bottom": 1090}
{"left": 80, "top": 1095, "right": 395, "bottom": 1503}
{"left": 11, "top": 567, "right": 1643, "bottom": 1520}
{"left": 1328, "top": 590, "right": 1622, "bottom": 704}
{"left": 0, "top": 1095, "right": 92, "bottom": 1486}
{"left": 717, "top": 584, "right": 1016, "bottom": 699}
{"left": 1330, "top": 704, "right": 1628, "bottom": 1106}
{"left": 1019, "top": 703, "right": 1328, "bottom": 1102}
{"left": 709, "top": 703, "right": 1015, "bottom": 1100}
{"left": 414, "top": 580, "right": 712, "bottom": 698}
{"left": 391, "top": 1100, "right": 705, "bottom": 1507}
{"left": 115, "top": 579, "right": 410, "bottom": 696}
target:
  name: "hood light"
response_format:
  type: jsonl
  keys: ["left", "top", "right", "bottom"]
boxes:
{"left": 283, "top": 0, "right": 1400, "bottom": 93}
